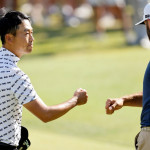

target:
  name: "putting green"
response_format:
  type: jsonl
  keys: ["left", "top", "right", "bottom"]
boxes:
{"left": 29, "top": 128, "right": 131, "bottom": 150}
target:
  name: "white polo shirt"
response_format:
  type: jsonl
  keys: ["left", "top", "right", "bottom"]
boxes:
{"left": 0, "top": 47, "right": 38, "bottom": 146}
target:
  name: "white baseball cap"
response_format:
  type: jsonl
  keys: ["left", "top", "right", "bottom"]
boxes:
{"left": 135, "top": 3, "right": 150, "bottom": 25}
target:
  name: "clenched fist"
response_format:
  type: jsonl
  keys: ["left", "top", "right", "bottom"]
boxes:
{"left": 105, "top": 98, "right": 124, "bottom": 114}
{"left": 74, "top": 88, "right": 88, "bottom": 105}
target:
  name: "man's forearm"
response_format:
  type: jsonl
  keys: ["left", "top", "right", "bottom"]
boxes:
{"left": 122, "top": 92, "right": 143, "bottom": 107}
{"left": 24, "top": 96, "right": 78, "bottom": 123}
{"left": 24, "top": 88, "right": 88, "bottom": 123}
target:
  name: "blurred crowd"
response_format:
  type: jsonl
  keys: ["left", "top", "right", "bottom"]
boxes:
{"left": 0, "top": 0, "right": 150, "bottom": 48}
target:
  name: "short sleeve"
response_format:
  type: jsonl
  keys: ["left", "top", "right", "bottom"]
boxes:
{"left": 11, "top": 69, "right": 39, "bottom": 105}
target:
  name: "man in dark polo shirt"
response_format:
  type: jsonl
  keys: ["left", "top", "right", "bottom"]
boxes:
{"left": 105, "top": 3, "right": 150, "bottom": 150}
{"left": 0, "top": 10, "right": 88, "bottom": 150}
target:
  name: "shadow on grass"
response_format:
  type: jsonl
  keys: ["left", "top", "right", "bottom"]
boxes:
{"left": 31, "top": 24, "right": 139, "bottom": 57}
{"left": 34, "top": 25, "right": 94, "bottom": 43}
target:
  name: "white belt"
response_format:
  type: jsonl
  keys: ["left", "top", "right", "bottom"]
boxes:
{"left": 141, "top": 127, "right": 150, "bottom": 131}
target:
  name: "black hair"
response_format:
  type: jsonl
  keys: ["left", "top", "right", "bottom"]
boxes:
{"left": 0, "top": 10, "right": 30, "bottom": 44}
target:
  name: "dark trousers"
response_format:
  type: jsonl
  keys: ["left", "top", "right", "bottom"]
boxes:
{"left": 0, "top": 142, "right": 17, "bottom": 150}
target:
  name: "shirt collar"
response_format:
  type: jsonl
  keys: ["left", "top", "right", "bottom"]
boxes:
{"left": 0, "top": 47, "right": 20, "bottom": 64}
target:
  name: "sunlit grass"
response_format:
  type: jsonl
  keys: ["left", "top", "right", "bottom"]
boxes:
{"left": 20, "top": 49, "right": 148, "bottom": 149}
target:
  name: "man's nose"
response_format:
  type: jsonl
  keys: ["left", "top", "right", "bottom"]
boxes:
{"left": 30, "top": 34, "right": 34, "bottom": 41}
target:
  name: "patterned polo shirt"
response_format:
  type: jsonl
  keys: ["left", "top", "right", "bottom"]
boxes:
{"left": 0, "top": 47, "right": 38, "bottom": 146}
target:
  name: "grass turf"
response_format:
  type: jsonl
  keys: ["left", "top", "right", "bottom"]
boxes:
{"left": 20, "top": 49, "right": 147, "bottom": 150}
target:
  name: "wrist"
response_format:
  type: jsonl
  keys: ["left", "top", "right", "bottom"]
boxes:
{"left": 121, "top": 97, "right": 127, "bottom": 106}
{"left": 121, "top": 96, "right": 133, "bottom": 106}
{"left": 70, "top": 96, "right": 78, "bottom": 106}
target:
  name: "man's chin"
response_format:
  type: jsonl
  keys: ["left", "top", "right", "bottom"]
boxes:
{"left": 27, "top": 47, "right": 33, "bottom": 53}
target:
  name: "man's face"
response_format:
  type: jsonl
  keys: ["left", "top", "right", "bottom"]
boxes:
{"left": 12, "top": 19, "right": 34, "bottom": 57}
{"left": 145, "top": 19, "right": 150, "bottom": 41}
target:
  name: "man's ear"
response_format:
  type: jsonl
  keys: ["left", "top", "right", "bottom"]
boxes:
{"left": 5, "top": 34, "right": 14, "bottom": 44}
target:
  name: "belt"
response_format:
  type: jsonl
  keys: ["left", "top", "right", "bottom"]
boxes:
{"left": 141, "top": 127, "right": 150, "bottom": 131}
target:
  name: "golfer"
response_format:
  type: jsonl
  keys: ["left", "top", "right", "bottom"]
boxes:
{"left": 105, "top": 3, "right": 150, "bottom": 150}
{"left": 0, "top": 10, "right": 88, "bottom": 150}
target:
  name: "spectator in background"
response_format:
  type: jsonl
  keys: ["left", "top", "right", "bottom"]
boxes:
{"left": 87, "top": 0, "right": 150, "bottom": 48}
{"left": 87, "top": 0, "right": 106, "bottom": 37}
{"left": 20, "top": 0, "right": 150, "bottom": 48}
{"left": 125, "top": 0, "right": 150, "bottom": 48}
{"left": 0, "top": 0, "right": 5, "bottom": 8}
{"left": 0, "top": 0, "right": 17, "bottom": 10}
{"left": 61, "top": 0, "right": 86, "bottom": 27}
{"left": 87, "top": 0, "right": 125, "bottom": 38}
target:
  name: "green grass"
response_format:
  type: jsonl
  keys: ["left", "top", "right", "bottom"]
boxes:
{"left": 29, "top": 128, "right": 130, "bottom": 150}
{"left": 21, "top": 49, "right": 145, "bottom": 150}
{"left": 5, "top": 23, "right": 150, "bottom": 149}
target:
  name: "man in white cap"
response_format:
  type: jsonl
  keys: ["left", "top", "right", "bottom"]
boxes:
{"left": 125, "top": 0, "right": 150, "bottom": 48}
{"left": 105, "top": 3, "right": 150, "bottom": 150}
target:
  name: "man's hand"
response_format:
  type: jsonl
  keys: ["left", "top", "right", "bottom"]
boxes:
{"left": 74, "top": 88, "right": 88, "bottom": 105}
{"left": 105, "top": 98, "right": 124, "bottom": 114}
